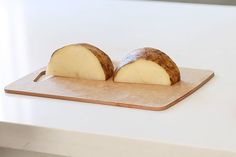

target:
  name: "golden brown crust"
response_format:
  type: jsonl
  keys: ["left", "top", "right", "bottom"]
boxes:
{"left": 114, "top": 48, "right": 180, "bottom": 85}
{"left": 79, "top": 43, "right": 114, "bottom": 80}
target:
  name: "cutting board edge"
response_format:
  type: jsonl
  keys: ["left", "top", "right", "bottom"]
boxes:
{"left": 4, "top": 71, "right": 214, "bottom": 111}
{"left": 4, "top": 67, "right": 215, "bottom": 111}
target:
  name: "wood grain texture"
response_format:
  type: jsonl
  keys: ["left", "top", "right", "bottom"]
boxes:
{"left": 4, "top": 67, "right": 214, "bottom": 111}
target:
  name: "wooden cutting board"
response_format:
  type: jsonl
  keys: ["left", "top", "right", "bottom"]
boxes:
{"left": 4, "top": 67, "right": 214, "bottom": 111}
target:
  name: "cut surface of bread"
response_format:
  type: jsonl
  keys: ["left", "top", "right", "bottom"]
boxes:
{"left": 46, "top": 43, "right": 114, "bottom": 80}
{"left": 114, "top": 48, "right": 180, "bottom": 85}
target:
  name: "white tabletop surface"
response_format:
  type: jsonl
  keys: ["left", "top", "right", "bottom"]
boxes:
{"left": 0, "top": 0, "right": 236, "bottom": 156}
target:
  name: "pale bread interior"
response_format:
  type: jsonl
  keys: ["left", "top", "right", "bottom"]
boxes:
{"left": 114, "top": 59, "right": 171, "bottom": 85}
{"left": 46, "top": 45, "right": 105, "bottom": 80}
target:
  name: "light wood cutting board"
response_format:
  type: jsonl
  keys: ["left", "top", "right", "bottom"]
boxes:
{"left": 4, "top": 67, "right": 214, "bottom": 111}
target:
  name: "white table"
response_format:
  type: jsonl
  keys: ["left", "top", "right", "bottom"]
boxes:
{"left": 0, "top": 0, "right": 236, "bottom": 156}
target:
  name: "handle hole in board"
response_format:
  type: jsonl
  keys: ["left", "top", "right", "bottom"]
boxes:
{"left": 34, "top": 71, "right": 53, "bottom": 82}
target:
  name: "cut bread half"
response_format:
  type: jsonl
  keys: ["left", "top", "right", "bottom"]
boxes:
{"left": 46, "top": 43, "right": 114, "bottom": 80}
{"left": 114, "top": 48, "right": 180, "bottom": 85}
